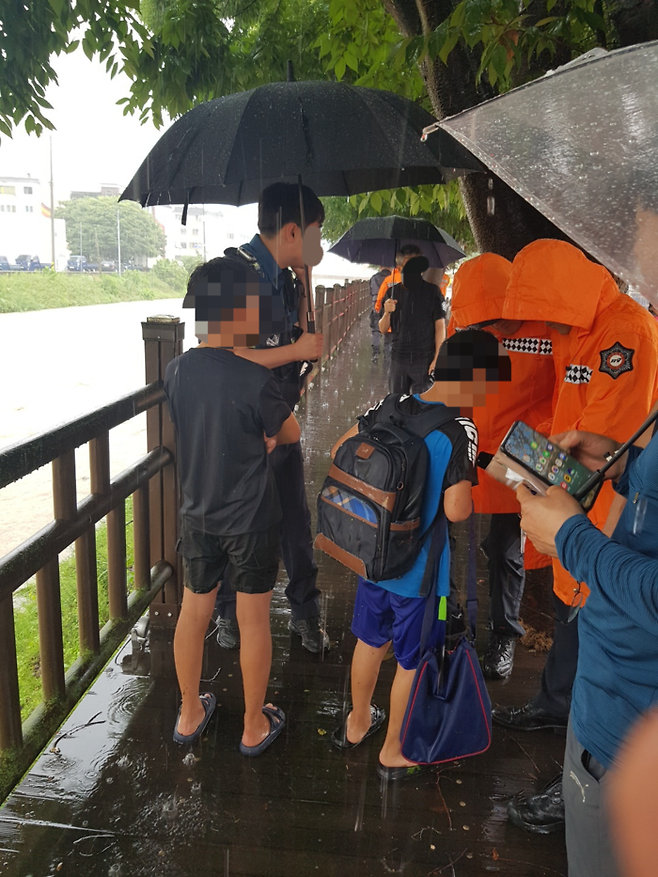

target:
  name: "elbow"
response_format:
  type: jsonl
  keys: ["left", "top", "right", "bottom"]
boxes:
{"left": 445, "top": 505, "right": 471, "bottom": 523}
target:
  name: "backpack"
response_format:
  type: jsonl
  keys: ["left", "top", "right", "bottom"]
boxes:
{"left": 315, "top": 395, "right": 457, "bottom": 585}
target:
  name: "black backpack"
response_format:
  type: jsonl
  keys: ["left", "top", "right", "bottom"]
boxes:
{"left": 315, "top": 395, "right": 457, "bottom": 585}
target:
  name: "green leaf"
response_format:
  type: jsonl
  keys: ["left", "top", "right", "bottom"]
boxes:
{"left": 335, "top": 57, "right": 346, "bottom": 80}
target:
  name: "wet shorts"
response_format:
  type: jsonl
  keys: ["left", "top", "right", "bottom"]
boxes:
{"left": 177, "top": 523, "right": 280, "bottom": 595}
{"left": 351, "top": 577, "right": 439, "bottom": 670}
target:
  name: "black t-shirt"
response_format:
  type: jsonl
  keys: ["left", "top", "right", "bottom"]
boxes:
{"left": 359, "top": 394, "right": 478, "bottom": 492}
{"left": 164, "top": 348, "right": 291, "bottom": 536}
{"left": 386, "top": 280, "right": 446, "bottom": 361}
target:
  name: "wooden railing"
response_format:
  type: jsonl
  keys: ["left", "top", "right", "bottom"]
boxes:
{"left": 0, "top": 281, "right": 368, "bottom": 800}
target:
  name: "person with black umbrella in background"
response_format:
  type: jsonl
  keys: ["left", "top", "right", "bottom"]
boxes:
{"left": 378, "top": 251, "right": 447, "bottom": 395}
{"left": 214, "top": 182, "right": 330, "bottom": 654}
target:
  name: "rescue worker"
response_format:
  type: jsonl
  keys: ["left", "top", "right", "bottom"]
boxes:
{"left": 449, "top": 253, "right": 555, "bottom": 679}
{"left": 497, "top": 238, "right": 658, "bottom": 833}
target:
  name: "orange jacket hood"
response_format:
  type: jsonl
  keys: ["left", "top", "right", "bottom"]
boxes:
{"left": 451, "top": 253, "right": 512, "bottom": 328}
{"left": 503, "top": 239, "right": 618, "bottom": 330}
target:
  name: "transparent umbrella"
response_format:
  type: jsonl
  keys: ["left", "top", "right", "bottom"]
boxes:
{"left": 432, "top": 41, "right": 658, "bottom": 306}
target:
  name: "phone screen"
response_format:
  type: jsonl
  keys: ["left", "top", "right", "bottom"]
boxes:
{"left": 501, "top": 422, "right": 594, "bottom": 497}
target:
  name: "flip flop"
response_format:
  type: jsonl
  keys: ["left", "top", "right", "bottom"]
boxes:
{"left": 239, "top": 705, "right": 286, "bottom": 757}
{"left": 173, "top": 693, "right": 216, "bottom": 745}
{"left": 330, "top": 703, "right": 387, "bottom": 751}
{"left": 377, "top": 762, "right": 429, "bottom": 782}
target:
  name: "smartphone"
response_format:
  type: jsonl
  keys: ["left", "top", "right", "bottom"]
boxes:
{"left": 495, "top": 421, "right": 601, "bottom": 511}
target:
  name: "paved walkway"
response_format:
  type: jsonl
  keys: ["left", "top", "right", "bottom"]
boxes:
{"left": 0, "top": 318, "right": 567, "bottom": 876}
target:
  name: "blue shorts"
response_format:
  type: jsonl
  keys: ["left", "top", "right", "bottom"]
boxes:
{"left": 351, "top": 578, "right": 440, "bottom": 670}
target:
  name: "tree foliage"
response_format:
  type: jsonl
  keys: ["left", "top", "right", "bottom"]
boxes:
{"left": 55, "top": 197, "right": 166, "bottom": 262}
{"left": 4, "top": 0, "right": 657, "bottom": 256}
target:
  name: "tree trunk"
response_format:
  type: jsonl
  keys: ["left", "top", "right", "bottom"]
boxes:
{"left": 382, "top": 0, "right": 658, "bottom": 258}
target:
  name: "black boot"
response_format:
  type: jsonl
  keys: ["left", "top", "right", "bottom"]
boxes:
{"left": 482, "top": 633, "right": 517, "bottom": 679}
{"left": 507, "top": 773, "right": 565, "bottom": 834}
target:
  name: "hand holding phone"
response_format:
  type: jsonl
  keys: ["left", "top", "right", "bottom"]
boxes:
{"left": 487, "top": 421, "right": 602, "bottom": 511}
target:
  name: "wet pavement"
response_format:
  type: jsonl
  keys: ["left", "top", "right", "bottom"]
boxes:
{"left": 0, "top": 317, "right": 567, "bottom": 876}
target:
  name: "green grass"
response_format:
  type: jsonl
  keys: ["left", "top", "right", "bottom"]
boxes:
{"left": 0, "top": 269, "right": 183, "bottom": 313}
{"left": 14, "top": 498, "right": 136, "bottom": 722}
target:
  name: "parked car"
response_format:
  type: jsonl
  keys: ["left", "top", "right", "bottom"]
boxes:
{"left": 67, "top": 255, "right": 87, "bottom": 272}
{"left": 0, "top": 256, "right": 18, "bottom": 271}
{"left": 100, "top": 260, "right": 116, "bottom": 272}
{"left": 16, "top": 254, "right": 45, "bottom": 271}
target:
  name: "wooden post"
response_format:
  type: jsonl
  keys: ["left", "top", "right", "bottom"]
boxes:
{"left": 142, "top": 316, "right": 185, "bottom": 616}
{"left": 36, "top": 557, "right": 66, "bottom": 701}
{"left": 0, "top": 595, "right": 22, "bottom": 749}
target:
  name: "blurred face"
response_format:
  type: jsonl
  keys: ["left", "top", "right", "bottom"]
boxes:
{"left": 441, "top": 369, "right": 500, "bottom": 410}
{"left": 491, "top": 319, "right": 523, "bottom": 335}
{"left": 204, "top": 296, "right": 262, "bottom": 347}
{"left": 302, "top": 224, "right": 324, "bottom": 267}
{"left": 546, "top": 321, "right": 572, "bottom": 335}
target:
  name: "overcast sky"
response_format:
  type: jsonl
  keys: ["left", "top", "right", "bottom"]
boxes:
{"left": 0, "top": 48, "right": 166, "bottom": 199}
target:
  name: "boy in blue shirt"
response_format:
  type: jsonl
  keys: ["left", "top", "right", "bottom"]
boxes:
{"left": 330, "top": 329, "right": 511, "bottom": 780}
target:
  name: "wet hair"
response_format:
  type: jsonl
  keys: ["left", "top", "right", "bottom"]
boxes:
{"left": 258, "top": 182, "right": 325, "bottom": 237}
{"left": 396, "top": 244, "right": 422, "bottom": 266}
{"left": 183, "top": 257, "right": 285, "bottom": 343}
{"left": 432, "top": 328, "right": 512, "bottom": 383}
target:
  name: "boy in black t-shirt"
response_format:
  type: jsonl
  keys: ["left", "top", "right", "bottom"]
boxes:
{"left": 164, "top": 259, "right": 299, "bottom": 755}
{"left": 330, "top": 330, "right": 511, "bottom": 780}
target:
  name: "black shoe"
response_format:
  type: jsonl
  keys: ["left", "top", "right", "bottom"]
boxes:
{"left": 289, "top": 616, "right": 330, "bottom": 653}
{"left": 507, "top": 774, "right": 565, "bottom": 834}
{"left": 482, "top": 633, "right": 517, "bottom": 680}
{"left": 371, "top": 352, "right": 379, "bottom": 363}
{"left": 492, "top": 701, "right": 568, "bottom": 732}
{"left": 216, "top": 617, "right": 240, "bottom": 650}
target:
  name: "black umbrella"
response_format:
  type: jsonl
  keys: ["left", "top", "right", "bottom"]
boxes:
{"left": 328, "top": 215, "right": 465, "bottom": 267}
{"left": 120, "top": 81, "right": 482, "bottom": 209}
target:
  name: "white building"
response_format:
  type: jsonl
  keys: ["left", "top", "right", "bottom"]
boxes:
{"left": 152, "top": 203, "right": 255, "bottom": 263}
{"left": 0, "top": 175, "right": 67, "bottom": 269}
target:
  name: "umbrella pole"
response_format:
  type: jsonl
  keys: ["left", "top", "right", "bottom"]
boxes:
{"left": 297, "top": 174, "right": 315, "bottom": 333}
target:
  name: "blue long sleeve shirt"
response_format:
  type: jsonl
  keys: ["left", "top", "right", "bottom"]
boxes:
{"left": 555, "top": 438, "right": 658, "bottom": 769}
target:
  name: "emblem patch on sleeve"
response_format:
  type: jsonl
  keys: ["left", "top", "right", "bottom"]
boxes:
{"left": 599, "top": 342, "right": 635, "bottom": 379}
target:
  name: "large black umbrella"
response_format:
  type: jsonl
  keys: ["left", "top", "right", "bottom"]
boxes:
{"left": 328, "top": 215, "right": 465, "bottom": 267}
{"left": 120, "top": 81, "right": 482, "bottom": 208}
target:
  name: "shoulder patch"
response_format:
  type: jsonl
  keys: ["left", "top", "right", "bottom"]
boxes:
{"left": 599, "top": 342, "right": 635, "bottom": 380}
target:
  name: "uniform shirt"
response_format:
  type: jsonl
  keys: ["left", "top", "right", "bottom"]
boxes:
{"left": 556, "top": 436, "right": 658, "bottom": 769}
{"left": 164, "top": 348, "right": 291, "bottom": 536}
{"left": 503, "top": 239, "right": 658, "bottom": 604}
{"left": 385, "top": 281, "right": 446, "bottom": 362}
{"left": 358, "top": 394, "right": 478, "bottom": 597}
{"left": 238, "top": 234, "right": 304, "bottom": 407}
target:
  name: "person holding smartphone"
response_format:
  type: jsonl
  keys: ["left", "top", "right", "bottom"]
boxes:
{"left": 514, "top": 417, "right": 658, "bottom": 877}
{"left": 497, "top": 238, "right": 658, "bottom": 835}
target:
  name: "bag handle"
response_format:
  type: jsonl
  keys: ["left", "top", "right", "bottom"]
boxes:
{"left": 418, "top": 503, "right": 477, "bottom": 656}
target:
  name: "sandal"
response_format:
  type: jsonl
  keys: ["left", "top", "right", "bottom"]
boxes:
{"left": 239, "top": 705, "right": 286, "bottom": 757}
{"left": 173, "top": 693, "right": 216, "bottom": 745}
{"left": 331, "top": 703, "right": 386, "bottom": 751}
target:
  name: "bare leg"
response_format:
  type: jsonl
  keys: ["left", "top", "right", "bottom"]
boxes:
{"left": 379, "top": 663, "right": 416, "bottom": 767}
{"left": 237, "top": 590, "right": 276, "bottom": 748}
{"left": 346, "top": 639, "right": 390, "bottom": 744}
{"left": 173, "top": 584, "right": 219, "bottom": 736}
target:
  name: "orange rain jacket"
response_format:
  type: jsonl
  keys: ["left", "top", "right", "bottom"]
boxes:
{"left": 450, "top": 254, "right": 556, "bottom": 569}
{"left": 374, "top": 268, "right": 402, "bottom": 312}
{"left": 503, "top": 239, "right": 658, "bottom": 605}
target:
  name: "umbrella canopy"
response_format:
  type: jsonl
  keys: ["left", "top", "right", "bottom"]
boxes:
{"left": 437, "top": 41, "right": 658, "bottom": 306}
{"left": 120, "top": 81, "right": 483, "bottom": 208}
{"left": 328, "top": 215, "right": 465, "bottom": 267}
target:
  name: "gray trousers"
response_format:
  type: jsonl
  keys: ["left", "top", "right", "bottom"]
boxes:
{"left": 563, "top": 720, "right": 620, "bottom": 877}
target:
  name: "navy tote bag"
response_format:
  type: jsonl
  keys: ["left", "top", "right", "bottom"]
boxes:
{"left": 400, "top": 513, "right": 492, "bottom": 765}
